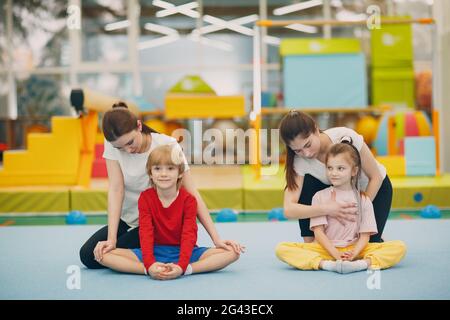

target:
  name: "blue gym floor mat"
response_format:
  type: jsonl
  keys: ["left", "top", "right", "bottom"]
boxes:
{"left": 0, "top": 220, "right": 449, "bottom": 300}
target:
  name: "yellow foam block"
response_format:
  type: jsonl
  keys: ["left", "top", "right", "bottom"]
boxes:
{"left": 0, "top": 117, "right": 82, "bottom": 186}
{"left": 242, "top": 165, "right": 285, "bottom": 211}
{"left": 165, "top": 94, "right": 246, "bottom": 119}
{"left": 2, "top": 151, "right": 30, "bottom": 170}
{"left": 390, "top": 175, "right": 450, "bottom": 208}
{"left": 3, "top": 150, "right": 79, "bottom": 174}
{"left": 377, "top": 156, "right": 406, "bottom": 176}
{"left": 27, "top": 134, "right": 56, "bottom": 150}
{"left": 0, "top": 188, "right": 70, "bottom": 213}
{"left": 0, "top": 173, "right": 78, "bottom": 185}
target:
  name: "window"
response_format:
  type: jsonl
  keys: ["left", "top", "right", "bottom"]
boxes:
{"left": 78, "top": 72, "right": 133, "bottom": 98}
{"left": 82, "top": 0, "right": 129, "bottom": 63}
{"left": 12, "top": 0, "right": 69, "bottom": 67}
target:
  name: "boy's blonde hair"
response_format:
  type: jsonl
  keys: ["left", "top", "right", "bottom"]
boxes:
{"left": 146, "top": 144, "right": 185, "bottom": 189}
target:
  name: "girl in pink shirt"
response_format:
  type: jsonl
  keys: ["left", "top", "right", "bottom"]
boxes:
{"left": 276, "top": 141, "right": 406, "bottom": 274}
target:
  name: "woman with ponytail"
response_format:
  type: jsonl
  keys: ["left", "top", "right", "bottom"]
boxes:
{"left": 79, "top": 102, "right": 243, "bottom": 269}
{"left": 279, "top": 110, "right": 392, "bottom": 244}
{"left": 276, "top": 142, "right": 406, "bottom": 274}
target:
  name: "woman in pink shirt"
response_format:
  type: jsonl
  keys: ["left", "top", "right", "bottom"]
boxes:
{"left": 276, "top": 141, "right": 406, "bottom": 273}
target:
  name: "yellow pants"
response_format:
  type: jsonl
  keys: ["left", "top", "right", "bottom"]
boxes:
{"left": 275, "top": 240, "right": 406, "bottom": 270}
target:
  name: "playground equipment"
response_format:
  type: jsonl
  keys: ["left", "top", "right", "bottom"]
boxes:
{"left": 375, "top": 110, "right": 440, "bottom": 177}
{"left": 355, "top": 115, "right": 379, "bottom": 146}
{"left": 281, "top": 38, "right": 367, "bottom": 108}
{"left": 165, "top": 75, "right": 245, "bottom": 120}
{"left": 268, "top": 207, "right": 287, "bottom": 221}
{"left": 65, "top": 210, "right": 87, "bottom": 225}
{"left": 416, "top": 70, "right": 433, "bottom": 113}
{"left": 371, "top": 17, "right": 416, "bottom": 109}
{"left": 0, "top": 88, "right": 139, "bottom": 187}
{"left": 216, "top": 208, "right": 238, "bottom": 222}
{"left": 420, "top": 205, "right": 441, "bottom": 219}
{"left": 251, "top": 17, "right": 436, "bottom": 181}
{"left": 373, "top": 110, "right": 432, "bottom": 156}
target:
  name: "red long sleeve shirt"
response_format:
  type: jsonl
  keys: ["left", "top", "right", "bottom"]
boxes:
{"left": 138, "top": 187, "right": 198, "bottom": 272}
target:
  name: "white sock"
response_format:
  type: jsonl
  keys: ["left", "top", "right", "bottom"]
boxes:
{"left": 335, "top": 260, "right": 343, "bottom": 274}
{"left": 321, "top": 260, "right": 338, "bottom": 272}
{"left": 340, "top": 260, "right": 369, "bottom": 274}
{"left": 184, "top": 264, "right": 193, "bottom": 276}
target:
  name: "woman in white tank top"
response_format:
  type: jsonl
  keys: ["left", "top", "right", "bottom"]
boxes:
{"left": 79, "top": 102, "right": 244, "bottom": 269}
{"left": 279, "top": 110, "right": 392, "bottom": 244}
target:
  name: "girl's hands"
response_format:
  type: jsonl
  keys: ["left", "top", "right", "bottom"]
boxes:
{"left": 332, "top": 251, "right": 343, "bottom": 261}
{"left": 214, "top": 239, "right": 246, "bottom": 254}
{"left": 341, "top": 250, "right": 355, "bottom": 261}
{"left": 93, "top": 239, "right": 117, "bottom": 262}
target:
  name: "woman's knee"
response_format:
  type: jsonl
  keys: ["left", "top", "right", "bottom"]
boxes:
{"left": 79, "top": 243, "right": 103, "bottom": 269}
{"left": 369, "top": 233, "right": 383, "bottom": 243}
{"left": 303, "top": 236, "right": 315, "bottom": 243}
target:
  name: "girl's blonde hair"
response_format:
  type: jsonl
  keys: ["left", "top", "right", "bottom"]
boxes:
{"left": 146, "top": 144, "right": 185, "bottom": 189}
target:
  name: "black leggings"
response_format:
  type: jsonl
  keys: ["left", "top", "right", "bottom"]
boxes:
{"left": 79, "top": 219, "right": 140, "bottom": 269}
{"left": 298, "top": 174, "right": 392, "bottom": 243}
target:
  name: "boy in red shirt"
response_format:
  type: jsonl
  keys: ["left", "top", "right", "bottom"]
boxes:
{"left": 98, "top": 145, "right": 241, "bottom": 280}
